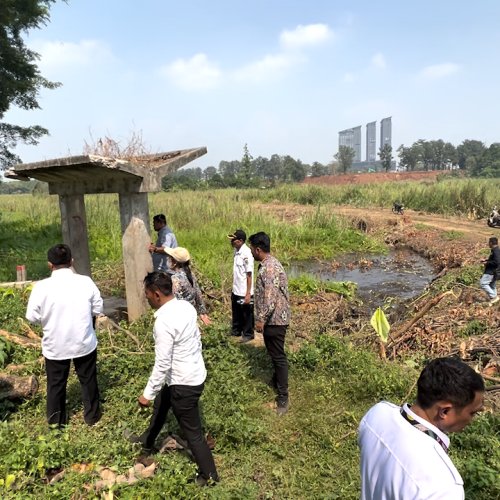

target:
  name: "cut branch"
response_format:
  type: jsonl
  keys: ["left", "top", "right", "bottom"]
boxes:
{"left": 0, "top": 329, "right": 41, "bottom": 348}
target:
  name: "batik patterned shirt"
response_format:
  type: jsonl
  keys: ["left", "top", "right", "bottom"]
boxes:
{"left": 255, "top": 254, "right": 290, "bottom": 326}
{"left": 171, "top": 269, "right": 207, "bottom": 315}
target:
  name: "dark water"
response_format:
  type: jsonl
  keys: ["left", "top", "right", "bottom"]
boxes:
{"left": 287, "top": 248, "right": 435, "bottom": 305}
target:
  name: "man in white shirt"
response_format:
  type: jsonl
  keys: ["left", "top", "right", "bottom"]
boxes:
{"left": 128, "top": 271, "right": 218, "bottom": 485}
{"left": 148, "top": 214, "right": 178, "bottom": 271}
{"left": 26, "top": 244, "right": 103, "bottom": 427}
{"left": 227, "top": 229, "right": 254, "bottom": 342}
{"left": 358, "top": 357, "right": 485, "bottom": 500}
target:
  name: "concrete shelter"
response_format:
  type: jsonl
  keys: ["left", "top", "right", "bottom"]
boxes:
{"left": 6, "top": 147, "right": 206, "bottom": 320}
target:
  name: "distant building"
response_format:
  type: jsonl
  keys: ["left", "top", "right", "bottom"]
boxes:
{"left": 366, "top": 121, "right": 377, "bottom": 162}
{"left": 339, "top": 125, "right": 362, "bottom": 162}
{"left": 380, "top": 117, "right": 392, "bottom": 149}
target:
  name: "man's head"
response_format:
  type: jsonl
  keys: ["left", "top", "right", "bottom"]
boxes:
{"left": 47, "top": 244, "right": 72, "bottom": 269}
{"left": 248, "top": 232, "right": 271, "bottom": 261}
{"left": 416, "top": 357, "right": 485, "bottom": 433}
{"left": 489, "top": 236, "right": 498, "bottom": 248}
{"left": 153, "top": 214, "right": 167, "bottom": 232}
{"left": 228, "top": 229, "right": 246, "bottom": 250}
{"left": 143, "top": 271, "right": 174, "bottom": 309}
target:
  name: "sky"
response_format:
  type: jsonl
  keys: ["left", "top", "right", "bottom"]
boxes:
{"left": 5, "top": 0, "right": 500, "bottom": 170}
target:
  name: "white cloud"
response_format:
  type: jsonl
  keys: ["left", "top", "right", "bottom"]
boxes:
{"left": 419, "top": 62, "right": 460, "bottom": 80}
{"left": 233, "top": 53, "right": 302, "bottom": 83}
{"left": 280, "top": 23, "right": 332, "bottom": 50}
{"left": 31, "top": 39, "right": 115, "bottom": 71}
{"left": 371, "top": 52, "right": 387, "bottom": 70}
{"left": 161, "top": 53, "right": 221, "bottom": 91}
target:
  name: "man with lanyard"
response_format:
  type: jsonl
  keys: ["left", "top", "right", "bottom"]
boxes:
{"left": 149, "top": 214, "right": 178, "bottom": 271}
{"left": 125, "top": 272, "right": 218, "bottom": 486}
{"left": 227, "top": 229, "right": 254, "bottom": 342}
{"left": 358, "top": 357, "right": 484, "bottom": 499}
{"left": 249, "top": 231, "right": 291, "bottom": 416}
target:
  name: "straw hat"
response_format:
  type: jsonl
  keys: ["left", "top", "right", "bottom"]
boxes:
{"left": 164, "top": 246, "right": 191, "bottom": 263}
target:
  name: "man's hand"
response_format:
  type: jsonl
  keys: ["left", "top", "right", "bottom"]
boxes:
{"left": 244, "top": 293, "right": 251, "bottom": 305}
{"left": 200, "top": 314, "right": 212, "bottom": 326}
{"left": 255, "top": 321, "right": 264, "bottom": 333}
{"left": 138, "top": 395, "right": 151, "bottom": 407}
{"left": 148, "top": 243, "right": 156, "bottom": 254}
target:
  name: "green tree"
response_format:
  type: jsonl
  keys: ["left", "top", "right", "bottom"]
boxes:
{"left": 334, "top": 146, "right": 355, "bottom": 174}
{"left": 457, "top": 139, "right": 486, "bottom": 170}
{"left": 397, "top": 144, "right": 419, "bottom": 171}
{"left": 1, "top": 0, "right": 60, "bottom": 169}
{"left": 378, "top": 144, "right": 393, "bottom": 172}
{"left": 240, "top": 143, "right": 253, "bottom": 183}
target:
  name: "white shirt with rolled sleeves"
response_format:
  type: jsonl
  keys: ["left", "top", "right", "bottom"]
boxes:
{"left": 25, "top": 268, "right": 103, "bottom": 360}
{"left": 143, "top": 298, "right": 206, "bottom": 401}
{"left": 232, "top": 243, "right": 254, "bottom": 296}
{"left": 358, "top": 401, "right": 464, "bottom": 500}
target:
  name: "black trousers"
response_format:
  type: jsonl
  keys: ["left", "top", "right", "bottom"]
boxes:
{"left": 45, "top": 348, "right": 101, "bottom": 426}
{"left": 231, "top": 292, "right": 254, "bottom": 338}
{"left": 140, "top": 383, "right": 218, "bottom": 481}
{"left": 263, "top": 325, "right": 289, "bottom": 401}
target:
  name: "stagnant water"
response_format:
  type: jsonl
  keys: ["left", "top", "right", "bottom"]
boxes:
{"left": 287, "top": 248, "right": 436, "bottom": 305}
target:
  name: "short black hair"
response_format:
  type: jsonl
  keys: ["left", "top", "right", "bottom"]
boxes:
{"left": 153, "top": 214, "right": 167, "bottom": 224}
{"left": 47, "top": 244, "right": 72, "bottom": 266}
{"left": 489, "top": 236, "right": 498, "bottom": 246}
{"left": 143, "top": 271, "right": 173, "bottom": 296}
{"left": 416, "top": 357, "right": 484, "bottom": 409}
{"left": 249, "top": 232, "right": 271, "bottom": 253}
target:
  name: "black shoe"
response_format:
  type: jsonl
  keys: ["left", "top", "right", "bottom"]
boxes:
{"left": 240, "top": 336, "right": 254, "bottom": 343}
{"left": 230, "top": 332, "right": 242, "bottom": 337}
{"left": 194, "top": 473, "right": 219, "bottom": 487}
{"left": 276, "top": 398, "right": 289, "bottom": 416}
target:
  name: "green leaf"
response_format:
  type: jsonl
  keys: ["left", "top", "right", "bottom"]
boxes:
{"left": 370, "top": 307, "right": 390, "bottom": 343}
{"left": 5, "top": 474, "right": 16, "bottom": 489}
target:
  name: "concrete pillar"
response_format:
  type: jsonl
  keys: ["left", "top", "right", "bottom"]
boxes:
{"left": 59, "top": 194, "right": 91, "bottom": 277}
{"left": 119, "top": 192, "right": 152, "bottom": 321}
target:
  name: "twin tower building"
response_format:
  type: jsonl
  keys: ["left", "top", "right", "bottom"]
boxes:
{"left": 338, "top": 117, "right": 392, "bottom": 163}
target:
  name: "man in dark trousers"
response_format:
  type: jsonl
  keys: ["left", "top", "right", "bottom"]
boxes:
{"left": 227, "top": 229, "right": 254, "bottom": 342}
{"left": 479, "top": 236, "right": 500, "bottom": 305}
{"left": 127, "top": 272, "right": 218, "bottom": 486}
{"left": 26, "top": 244, "right": 103, "bottom": 427}
{"left": 249, "top": 232, "right": 291, "bottom": 415}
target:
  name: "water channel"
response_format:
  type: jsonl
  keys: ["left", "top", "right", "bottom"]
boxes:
{"left": 287, "top": 247, "right": 436, "bottom": 306}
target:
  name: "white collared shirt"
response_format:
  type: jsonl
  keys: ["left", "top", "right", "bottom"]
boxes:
{"left": 26, "top": 268, "right": 103, "bottom": 360}
{"left": 232, "top": 243, "right": 254, "bottom": 296}
{"left": 358, "top": 401, "right": 464, "bottom": 500}
{"left": 143, "top": 298, "right": 206, "bottom": 401}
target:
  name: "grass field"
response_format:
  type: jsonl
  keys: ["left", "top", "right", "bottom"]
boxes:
{"left": 0, "top": 182, "right": 498, "bottom": 498}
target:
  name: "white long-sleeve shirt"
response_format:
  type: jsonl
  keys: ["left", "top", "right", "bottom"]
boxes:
{"left": 358, "top": 401, "right": 463, "bottom": 500}
{"left": 143, "top": 298, "right": 206, "bottom": 401}
{"left": 26, "top": 268, "right": 103, "bottom": 360}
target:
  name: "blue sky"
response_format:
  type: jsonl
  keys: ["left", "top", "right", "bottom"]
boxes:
{"left": 6, "top": 0, "right": 500, "bottom": 169}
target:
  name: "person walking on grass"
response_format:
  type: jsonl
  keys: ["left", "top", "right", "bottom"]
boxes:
{"left": 149, "top": 214, "right": 178, "bottom": 272}
{"left": 227, "top": 229, "right": 255, "bottom": 343}
{"left": 126, "top": 272, "right": 218, "bottom": 486}
{"left": 26, "top": 244, "right": 103, "bottom": 427}
{"left": 479, "top": 236, "right": 500, "bottom": 305}
{"left": 249, "top": 232, "right": 291, "bottom": 416}
{"left": 359, "top": 357, "right": 484, "bottom": 500}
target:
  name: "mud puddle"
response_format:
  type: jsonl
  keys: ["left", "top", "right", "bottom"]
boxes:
{"left": 288, "top": 247, "right": 435, "bottom": 305}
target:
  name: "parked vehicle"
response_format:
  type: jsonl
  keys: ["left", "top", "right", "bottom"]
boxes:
{"left": 487, "top": 206, "right": 500, "bottom": 228}
{"left": 392, "top": 202, "right": 404, "bottom": 215}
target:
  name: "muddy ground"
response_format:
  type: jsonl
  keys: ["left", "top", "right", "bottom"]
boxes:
{"left": 259, "top": 202, "right": 500, "bottom": 404}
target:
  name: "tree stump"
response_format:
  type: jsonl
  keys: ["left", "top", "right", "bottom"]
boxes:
{"left": 0, "top": 374, "right": 39, "bottom": 400}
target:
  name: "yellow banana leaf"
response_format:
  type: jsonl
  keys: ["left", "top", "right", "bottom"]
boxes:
{"left": 370, "top": 307, "right": 390, "bottom": 343}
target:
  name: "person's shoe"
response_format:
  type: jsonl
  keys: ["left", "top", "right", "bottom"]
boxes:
{"left": 240, "top": 336, "right": 254, "bottom": 343}
{"left": 489, "top": 297, "right": 500, "bottom": 306}
{"left": 276, "top": 398, "right": 289, "bottom": 416}
{"left": 194, "top": 473, "right": 219, "bottom": 487}
{"left": 230, "top": 331, "right": 241, "bottom": 337}
{"left": 123, "top": 429, "right": 143, "bottom": 445}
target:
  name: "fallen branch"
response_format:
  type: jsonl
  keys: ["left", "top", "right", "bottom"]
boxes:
{"left": 388, "top": 291, "right": 455, "bottom": 348}
{"left": 5, "top": 357, "right": 44, "bottom": 373}
{"left": 482, "top": 374, "right": 500, "bottom": 384}
{"left": 485, "top": 385, "right": 500, "bottom": 392}
{"left": 0, "top": 329, "right": 41, "bottom": 348}
{"left": 95, "top": 316, "right": 142, "bottom": 351}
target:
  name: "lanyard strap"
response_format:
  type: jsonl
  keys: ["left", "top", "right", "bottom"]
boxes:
{"left": 400, "top": 406, "right": 448, "bottom": 454}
